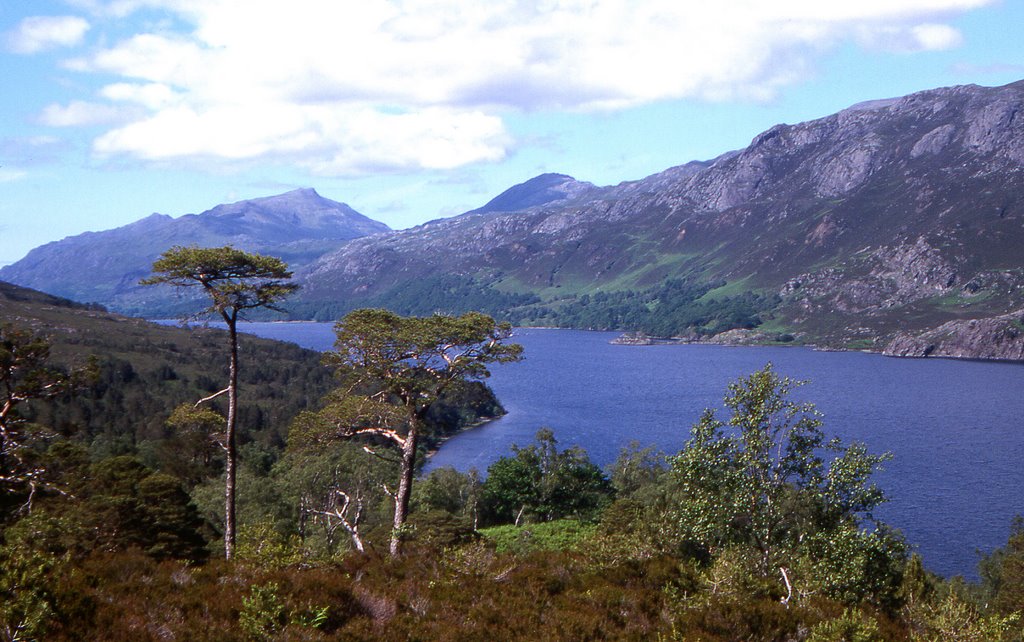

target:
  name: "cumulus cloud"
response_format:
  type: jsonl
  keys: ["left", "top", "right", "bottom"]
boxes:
{"left": 6, "top": 15, "right": 90, "bottom": 54}
{"left": 910, "top": 23, "right": 965, "bottom": 50}
{"left": 44, "top": 0, "right": 993, "bottom": 173}
{"left": 100, "top": 82, "right": 180, "bottom": 109}
{"left": 39, "top": 101, "right": 135, "bottom": 127}
{"left": 856, "top": 22, "right": 964, "bottom": 52}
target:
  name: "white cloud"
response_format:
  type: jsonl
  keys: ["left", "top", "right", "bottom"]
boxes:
{"left": 92, "top": 103, "right": 510, "bottom": 172}
{"left": 6, "top": 16, "right": 90, "bottom": 54}
{"left": 910, "top": 23, "right": 965, "bottom": 50}
{"left": 100, "top": 82, "right": 180, "bottom": 109}
{"left": 856, "top": 22, "right": 964, "bottom": 52}
{"left": 0, "top": 168, "right": 29, "bottom": 183}
{"left": 48, "top": 0, "right": 994, "bottom": 173}
{"left": 39, "top": 100, "right": 134, "bottom": 127}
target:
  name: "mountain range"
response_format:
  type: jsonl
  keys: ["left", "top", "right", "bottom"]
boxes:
{"left": 3, "top": 79, "right": 1024, "bottom": 360}
{"left": 0, "top": 188, "right": 389, "bottom": 316}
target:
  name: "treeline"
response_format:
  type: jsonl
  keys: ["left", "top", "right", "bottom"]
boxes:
{"left": 287, "top": 274, "right": 542, "bottom": 323}
{"left": 296, "top": 275, "right": 780, "bottom": 338}
{"left": 369, "top": 274, "right": 541, "bottom": 319}
{"left": 524, "top": 278, "right": 778, "bottom": 337}
{"left": 27, "top": 330, "right": 335, "bottom": 458}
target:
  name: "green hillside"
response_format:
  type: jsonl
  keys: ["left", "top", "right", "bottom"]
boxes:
{"left": 1, "top": 280, "right": 334, "bottom": 458}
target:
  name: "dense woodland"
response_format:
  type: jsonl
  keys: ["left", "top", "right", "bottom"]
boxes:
{"left": 3, "top": 287, "right": 1024, "bottom": 640}
{"left": 291, "top": 274, "right": 781, "bottom": 340}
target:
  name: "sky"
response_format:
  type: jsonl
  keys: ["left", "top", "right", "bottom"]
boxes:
{"left": 2, "top": 0, "right": 1024, "bottom": 267}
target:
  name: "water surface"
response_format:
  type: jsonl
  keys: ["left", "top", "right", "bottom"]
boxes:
{"left": 231, "top": 322, "right": 1024, "bottom": 578}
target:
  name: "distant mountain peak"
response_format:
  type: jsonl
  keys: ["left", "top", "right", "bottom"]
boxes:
{"left": 206, "top": 187, "right": 353, "bottom": 215}
{"left": 0, "top": 189, "right": 390, "bottom": 314}
{"left": 241, "top": 187, "right": 327, "bottom": 204}
{"left": 843, "top": 97, "right": 899, "bottom": 112}
{"left": 471, "top": 173, "right": 594, "bottom": 214}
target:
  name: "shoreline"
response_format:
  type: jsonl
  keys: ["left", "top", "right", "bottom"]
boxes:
{"left": 424, "top": 413, "right": 504, "bottom": 459}
{"left": 154, "top": 317, "right": 1024, "bottom": 365}
{"left": 608, "top": 331, "right": 1024, "bottom": 365}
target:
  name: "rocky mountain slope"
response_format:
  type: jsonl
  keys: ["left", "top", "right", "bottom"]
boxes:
{"left": 293, "top": 80, "right": 1024, "bottom": 358}
{"left": 0, "top": 189, "right": 389, "bottom": 316}
{"left": 4, "top": 80, "right": 1024, "bottom": 360}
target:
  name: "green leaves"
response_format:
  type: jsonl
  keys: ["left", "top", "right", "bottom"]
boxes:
{"left": 1, "top": 324, "right": 67, "bottom": 409}
{"left": 316, "top": 308, "right": 522, "bottom": 556}
{"left": 144, "top": 245, "right": 293, "bottom": 285}
{"left": 141, "top": 245, "right": 299, "bottom": 318}
{"left": 481, "top": 428, "right": 614, "bottom": 525}
{"left": 670, "top": 363, "right": 903, "bottom": 603}
{"left": 1, "top": 324, "right": 96, "bottom": 514}
{"left": 324, "top": 308, "right": 522, "bottom": 419}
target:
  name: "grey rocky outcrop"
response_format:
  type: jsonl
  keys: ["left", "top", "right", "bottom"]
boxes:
{"left": 884, "top": 310, "right": 1024, "bottom": 361}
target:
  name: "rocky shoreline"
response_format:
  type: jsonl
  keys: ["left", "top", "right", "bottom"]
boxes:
{"left": 610, "top": 311, "right": 1024, "bottom": 364}
{"left": 882, "top": 309, "right": 1024, "bottom": 362}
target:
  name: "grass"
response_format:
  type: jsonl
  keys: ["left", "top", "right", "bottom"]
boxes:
{"left": 479, "top": 519, "right": 598, "bottom": 554}
{"left": 928, "top": 288, "right": 997, "bottom": 309}
{"left": 844, "top": 338, "right": 878, "bottom": 351}
{"left": 694, "top": 275, "right": 761, "bottom": 302}
{"left": 595, "top": 252, "right": 703, "bottom": 291}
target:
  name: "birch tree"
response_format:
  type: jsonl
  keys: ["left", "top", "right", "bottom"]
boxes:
{"left": 671, "top": 363, "right": 904, "bottom": 603}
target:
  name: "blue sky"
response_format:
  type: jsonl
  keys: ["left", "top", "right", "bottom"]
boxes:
{"left": 2, "top": 0, "right": 1024, "bottom": 266}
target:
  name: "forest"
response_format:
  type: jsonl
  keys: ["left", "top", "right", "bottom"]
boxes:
{"left": 288, "top": 274, "right": 779, "bottom": 340}
{"left": 3, "top": 307, "right": 1024, "bottom": 641}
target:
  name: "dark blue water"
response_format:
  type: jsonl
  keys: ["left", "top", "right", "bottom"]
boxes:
{"left": 229, "top": 322, "right": 1024, "bottom": 579}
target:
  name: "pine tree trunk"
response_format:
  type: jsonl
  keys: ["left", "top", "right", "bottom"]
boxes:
{"left": 389, "top": 420, "right": 419, "bottom": 557}
{"left": 224, "top": 315, "right": 239, "bottom": 560}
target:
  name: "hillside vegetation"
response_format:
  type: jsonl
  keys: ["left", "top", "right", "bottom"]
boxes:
{"left": 2, "top": 290, "right": 1024, "bottom": 640}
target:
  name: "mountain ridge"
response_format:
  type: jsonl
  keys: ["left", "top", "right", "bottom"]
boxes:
{"left": 292, "top": 79, "right": 1024, "bottom": 358}
{"left": 0, "top": 189, "right": 390, "bottom": 316}
{"left": 5, "top": 79, "right": 1024, "bottom": 360}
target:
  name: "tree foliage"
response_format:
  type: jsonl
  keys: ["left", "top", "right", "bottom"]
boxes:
{"left": 670, "top": 363, "right": 904, "bottom": 604}
{"left": 68, "top": 455, "right": 208, "bottom": 561}
{"left": 979, "top": 516, "right": 1024, "bottom": 614}
{"left": 315, "top": 308, "right": 522, "bottom": 556}
{"left": 0, "top": 325, "right": 95, "bottom": 516}
{"left": 481, "top": 428, "right": 614, "bottom": 526}
{"left": 519, "top": 278, "right": 779, "bottom": 337}
{"left": 140, "top": 245, "right": 299, "bottom": 320}
{"left": 414, "top": 465, "right": 483, "bottom": 529}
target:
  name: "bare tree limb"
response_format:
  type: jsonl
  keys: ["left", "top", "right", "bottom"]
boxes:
{"left": 362, "top": 444, "right": 403, "bottom": 465}
{"left": 304, "top": 488, "right": 366, "bottom": 553}
{"left": 779, "top": 567, "right": 793, "bottom": 607}
{"left": 345, "top": 426, "right": 406, "bottom": 448}
{"left": 194, "top": 387, "right": 230, "bottom": 408}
